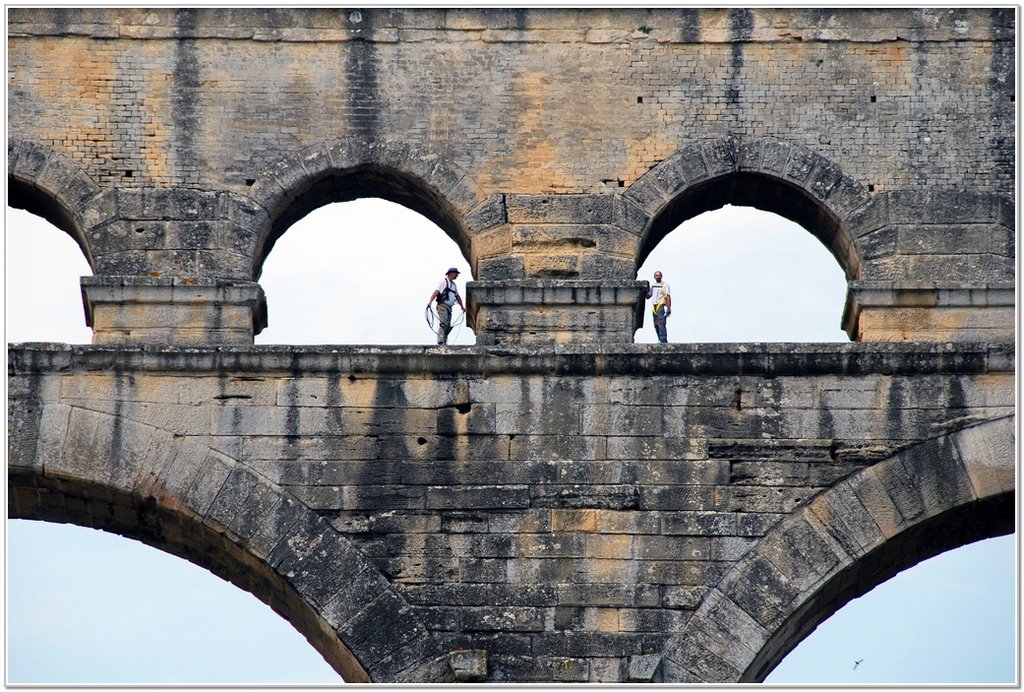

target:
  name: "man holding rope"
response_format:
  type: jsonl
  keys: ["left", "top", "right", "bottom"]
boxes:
{"left": 426, "top": 267, "right": 465, "bottom": 345}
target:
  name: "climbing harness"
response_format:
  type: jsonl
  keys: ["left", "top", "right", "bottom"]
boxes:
{"left": 652, "top": 296, "right": 668, "bottom": 317}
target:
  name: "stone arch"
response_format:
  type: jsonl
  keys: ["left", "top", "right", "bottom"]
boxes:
{"left": 623, "top": 137, "right": 874, "bottom": 281}
{"left": 7, "top": 138, "right": 109, "bottom": 269}
{"left": 245, "top": 138, "right": 505, "bottom": 281}
{"left": 7, "top": 401, "right": 447, "bottom": 683}
{"left": 660, "top": 415, "right": 1015, "bottom": 683}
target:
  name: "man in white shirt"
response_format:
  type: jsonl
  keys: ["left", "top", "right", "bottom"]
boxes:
{"left": 426, "top": 267, "right": 465, "bottom": 345}
{"left": 647, "top": 270, "right": 671, "bottom": 343}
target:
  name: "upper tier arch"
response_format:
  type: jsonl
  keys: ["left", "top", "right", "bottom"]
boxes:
{"left": 245, "top": 138, "right": 504, "bottom": 280}
{"left": 624, "top": 137, "right": 873, "bottom": 280}
{"left": 8, "top": 139, "right": 105, "bottom": 269}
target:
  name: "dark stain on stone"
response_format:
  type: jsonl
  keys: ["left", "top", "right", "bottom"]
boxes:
{"left": 512, "top": 8, "right": 528, "bottom": 31}
{"left": 678, "top": 8, "right": 701, "bottom": 43}
{"left": 110, "top": 370, "right": 132, "bottom": 483}
{"left": 326, "top": 370, "right": 344, "bottom": 435}
{"left": 987, "top": 8, "right": 1015, "bottom": 181}
{"left": 727, "top": 8, "right": 753, "bottom": 107}
{"left": 282, "top": 367, "right": 302, "bottom": 460}
{"left": 172, "top": 9, "right": 202, "bottom": 183}
{"left": 345, "top": 10, "right": 380, "bottom": 143}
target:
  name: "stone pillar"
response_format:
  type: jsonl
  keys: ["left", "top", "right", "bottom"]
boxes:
{"left": 81, "top": 276, "right": 267, "bottom": 345}
{"left": 842, "top": 281, "right": 1014, "bottom": 342}
{"left": 466, "top": 279, "right": 647, "bottom": 346}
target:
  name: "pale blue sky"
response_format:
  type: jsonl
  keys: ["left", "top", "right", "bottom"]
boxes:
{"left": 5, "top": 201, "right": 1018, "bottom": 684}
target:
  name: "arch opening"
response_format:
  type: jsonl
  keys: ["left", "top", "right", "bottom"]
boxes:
{"left": 256, "top": 165, "right": 471, "bottom": 279}
{"left": 765, "top": 532, "right": 1016, "bottom": 684}
{"left": 7, "top": 472, "right": 359, "bottom": 683}
{"left": 8, "top": 176, "right": 92, "bottom": 265}
{"left": 638, "top": 172, "right": 858, "bottom": 281}
{"left": 7, "top": 518, "right": 344, "bottom": 684}
{"left": 256, "top": 197, "right": 476, "bottom": 345}
{"left": 751, "top": 490, "right": 1015, "bottom": 683}
{"left": 636, "top": 204, "right": 850, "bottom": 343}
{"left": 5, "top": 205, "right": 94, "bottom": 343}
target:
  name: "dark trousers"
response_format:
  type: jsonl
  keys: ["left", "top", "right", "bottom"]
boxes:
{"left": 654, "top": 306, "right": 669, "bottom": 343}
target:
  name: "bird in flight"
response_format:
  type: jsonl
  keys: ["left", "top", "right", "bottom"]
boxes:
{"left": 853, "top": 659, "right": 864, "bottom": 670}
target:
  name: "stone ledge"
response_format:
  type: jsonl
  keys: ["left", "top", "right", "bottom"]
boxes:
{"left": 468, "top": 279, "right": 647, "bottom": 305}
{"left": 467, "top": 280, "right": 648, "bottom": 346}
{"left": 842, "top": 281, "right": 1015, "bottom": 342}
{"left": 80, "top": 276, "right": 268, "bottom": 345}
{"left": 845, "top": 281, "right": 1015, "bottom": 308}
{"left": 8, "top": 8, "right": 1012, "bottom": 43}
{"left": 7, "top": 342, "right": 1014, "bottom": 377}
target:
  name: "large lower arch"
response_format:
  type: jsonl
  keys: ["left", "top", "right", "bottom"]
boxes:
{"left": 661, "top": 415, "right": 1016, "bottom": 683}
{"left": 7, "top": 398, "right": 448, "bottom": 683}
{"left": 246, "top": 137, "right": 504, "bottom": 281}
{"left": 624, "top": 137, "right": 873, "bottom": 281}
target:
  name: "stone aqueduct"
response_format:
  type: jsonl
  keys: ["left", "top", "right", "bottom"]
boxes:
{"left": 7, "top": 8, "right": 1015, "bottom": 683}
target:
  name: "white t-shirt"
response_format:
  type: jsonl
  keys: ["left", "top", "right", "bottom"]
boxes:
{"left": 651, "top": 281, "right": 670, "bottom": 305}
{"left": 436, "top": 277, "right": 459, "bottom": 307}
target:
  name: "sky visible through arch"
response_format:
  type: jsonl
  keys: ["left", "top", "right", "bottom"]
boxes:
{"left": 4, "top": 201, "right": 1016, "bottom": 684}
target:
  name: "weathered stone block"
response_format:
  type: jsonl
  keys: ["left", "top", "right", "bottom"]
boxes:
{"left": 551, "top": 508, "right": 598, "bottom": 532}
{"left": 498, "top": 398, "right": 581, "bottom": 437}
{"left": 519, "top": 533, "right": 586, "bottom": 558}
{"left": 448, "top": 649, "right": 488, "bottom": 682}
{"left": 638, "top": 485, "right": 718, "bottom": 512}
{"left": 506, "top": 194, "right": 614, "bottom": 225}
{"left": 661, "top": 511, "right": 737, "bottom": 536}
{"left": 663, "top": 628, "right": 742, "bottom": 684}
{"left": 462, "top": 606, "right": 544, "bottom": 632}
{"left": 473, "top": 225, "right": 512, "bottom": 260}
{"left": 337, "top": 592, "right": 429, "bottom": 668}
{"left": 952, "top": 417, "right": 1015, "bottom": 498}
{"left": 81, "top": 276, "right": 267, "bottom": 345}
{"left": 459, "top": 557, "right": 508, "bottom": 583}
{"left": 726, "top": 557, "right": 799, "bottom": 631}
{"left": 507, "top": 557, "right": 583, "bottom": 584}
{"left": 424, "top": 485, "right": 531, "bottom": 510}
{"left": 466, "top": 195, "right": 507, "bottom": 232}
{"left": 509, "top": 434, "right": 606, "bottom": 462}
{"left": 595, "top": 509, "right": 661, "bottom": 535}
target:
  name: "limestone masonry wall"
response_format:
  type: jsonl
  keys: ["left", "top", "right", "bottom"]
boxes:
{"left": 7, "top": 8, "right": 1015, "bottom": 346}
{"left": 7, "top": 8, "right": 1014, "bottom": 195}
{"left": 6, "top": 10, "right": 1017, "bottom": 681}
{"left": 8, "top": 343, "right": 1015, "bottom": 682}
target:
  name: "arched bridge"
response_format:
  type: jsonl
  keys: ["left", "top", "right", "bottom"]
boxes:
{"left": 7, "top": 8, "right": 1015, "bottom": 683}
